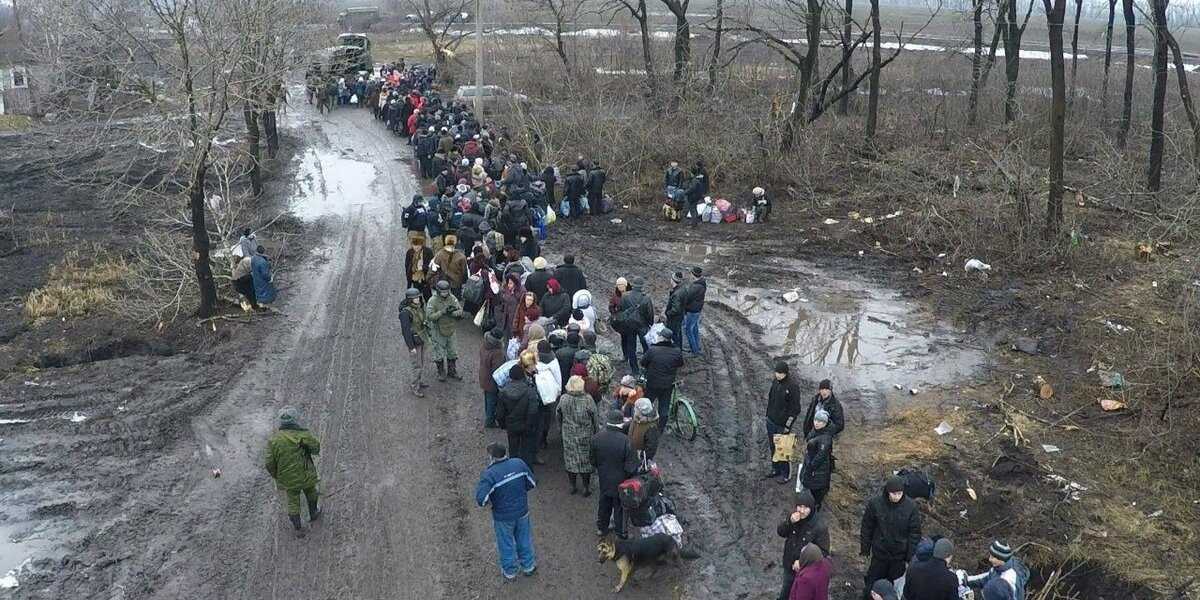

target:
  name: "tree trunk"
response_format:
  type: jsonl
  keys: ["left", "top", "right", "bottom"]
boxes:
{"left": 554, "top": 27, "right": 569, "bottom": 69}
{"left": 634, "top": 0, "right": 661, "bottom": 111}
{"left": 968, "top": 0, "right": 984, "bottom": 126}
{"left": 866, "top": 0, "right": 881, "bottom": 137}
{"left": 1101, "top": 0, "right": 1116, "bottom": 116}
{"left": 1068, "top": 0, "right": 1082, "bottom": 104}
{"left": 243, "top": 103, "right": 263, "bottom": 198}
{"left": 706, "top": 0, "right": 724, "bottom": 94}
{"left": 189, "top": 164, "right": 217, "bottom": 318}
{"left": 1166, "top": 32, "right": 1200, "bottom": 172}
{"left": 1147, "top": 0, "right": 1169, "bottom": 194}
{"left": 263, "top": 110, "right": 278, "bottom": 159}
{"left": 1043, "top": 0, "right": 1067, "bottom": 236}
{"left": 784, "top": 0, "right": 823, "bottom": 148}
{"left": 671, "top": 12, "right": 691, "bottom": 84}
{"left": 1118, "top": 0, "right": 1135, "bottom": 148}
{"left": 838, "top": 0, "right": 854, "bottom": 115}
{"left": 1001, "top": 0, "right": 1023, "bottom": 124}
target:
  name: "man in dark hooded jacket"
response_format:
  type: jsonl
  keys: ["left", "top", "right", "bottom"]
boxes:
{"left": 765, "top": 361, "right": 803, "bottom": 482}
{"left": 903, "top": 538, "right": 959, "bottom": 600}
{"left": 586, "top": 161, "right": 607, "bottom": 215}
{"left": 775, "top": 489, "right": 830, "bottom": 600}
{"left": 590, "top": 409, "right": 638, "bottom": 539}
{"left": 639, "top": 330, "right": 683, "bottom": 432}
{"left": 554, "top": 255, "right": 587, "bottom": 299}
{"left": 860, "top": 476, "right": 923, "bottom": 600}
{"left": 497, "top": 365, "right": 543, "bottom": 468}
{"left": 563, "top": 169, "right": 586, "bottom": 218}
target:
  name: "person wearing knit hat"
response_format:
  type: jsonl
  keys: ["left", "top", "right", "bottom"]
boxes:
{"left": 765, "top": 360, "right": 803, "bottom": 483}
{"left": 625, "top": 397, "right": 660, "bottom": 464}
{"left": 613, "top": 274, "right": 655, "bottom": 376}
{"left": 964, "top": 540, "right": 1028, "bottom": 600}
{"left": 474, "top": 439, "right": 538, "bottom": 580}
{"left": 902, "top": 536, "right": 958, "bottom": 600}
{"left": 681, "top": 266, "right": 706, "bottom": 356}
{"left": 800, "top": 404, "right": 835, "bottom": 510}
{"left": 803, "top": 378, "right": 845, "bottom": 439}
{"left": 524, "top": 256, "right": 552, "bottom": 301}
{"left": 869, "top": 579, "right": 900, "bottom": 600}
{"left": 265, "top": 406, "right": 322, "bottom": 537}
{"left": 859, "top": 475, "right": 922, "bottom": 600}
{"left": 775, "top": 488, "right": 831, "bottom": 600}
{"left": 592, "top": 408, "right": 638, "bottom": 539}
{"left": 399, "top": 286, "right": 429, "bottom": 397}
{"left": 665, "top": 270, "right": 687, "bottom": 348}
{"left": 479, "top": 326, "right": 507, "bottom": 428}
{"left": 497, "top": 359, "right": 543, "bottom": 468}
{"left": 640, "top": 311, "right": 683, "bottom": 432}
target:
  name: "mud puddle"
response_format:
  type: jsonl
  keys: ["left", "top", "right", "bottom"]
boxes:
{"left": 0, "top": 522, "right": 63, "bottom": 590}
{"left": 651, "top": 241, "right": 985, "bottom": 416}
{"left": 289, "top": 147, "right": 379, "bottom": 221}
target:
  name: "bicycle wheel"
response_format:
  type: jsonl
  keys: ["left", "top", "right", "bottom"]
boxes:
{"left": 672, "top": 397, "right": 698, "bottom": 441}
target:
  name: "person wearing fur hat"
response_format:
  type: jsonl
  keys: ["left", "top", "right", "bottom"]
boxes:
{"left": 432, "top": 234, "right": 468, "bottom": 297}
{"left": 766, "top": 361, "right": 804, "bottom": 483}
{"left": 859, "top": 476, "right": 922, "bottom": 600}
{"left": 265, "top": 407, "right": 322, "bottom": 538}
{"left": 624, "top": 397, "right": 661, "bottom": 463}
{"left": 590, "top": 409, "right": 638, "bottom": 539}
{"left": 405, "top": 234, "right": 435, "bottom": 299}
{"left": 776, "top": 490, "right": 830, "bottom": 600}
{"left": 803, "top": 379, "right": 845, "bottom": 438}
{"left": 800, "top": 409, "right": 835, "bottom": 509}
{"left": 557, "top": 375, "right": 598, "bottom": 496}
{"left": 525, "top": 256, "right": 553, "bottom": 301}
{"left": 613, "top": 374, "right": 644, "bottom": 419}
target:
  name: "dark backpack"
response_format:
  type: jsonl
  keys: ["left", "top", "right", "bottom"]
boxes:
{"left": 618, "top": 472, "right": 662, "bottom": 511}
{"left": 407, "top": 205, "right": 429, "bottom": 230}
{"left": 896, "top": 467, "right": 936, "bottom": 500}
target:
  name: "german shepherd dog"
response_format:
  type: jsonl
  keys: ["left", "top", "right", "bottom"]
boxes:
{"left": 597, "top": 534, "right": 700, "bottom": 593}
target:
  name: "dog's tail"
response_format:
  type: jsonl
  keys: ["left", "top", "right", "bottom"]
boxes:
{"left": 678, "top": 547, "right": 702, "bottom": 560}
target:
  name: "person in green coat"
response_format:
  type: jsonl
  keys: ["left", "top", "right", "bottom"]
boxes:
{"left": 398, "top": 288, "right": 429, "bottom": 397}
{"left": 425, "top": 280, "right": 465, "bottom": 382}
{"left": 265, "top": 407, "right": 321, "bottom": 538}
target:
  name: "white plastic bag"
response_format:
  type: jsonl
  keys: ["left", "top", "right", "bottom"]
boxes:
{"left": 492, "top": 358, "right": 519, "bottom": 387}
{"left": 350, "top": 94, "right": 359, "bottom": 105}
{"left": 645, "top": 514, "right": 684, "bottom": 547}
{"left": 535, "top": 361, "right": 563, "bottom": 405}
{"left": 473, "top": 305, "right": 486, "bottom": 327}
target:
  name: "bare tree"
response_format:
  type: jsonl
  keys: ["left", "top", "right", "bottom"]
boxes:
{"left": 706, "top": 0, "right": 725, "bottom": 93}
{"left": 403, "top": 0, "right": 472, "bottom": 80}
{"left": 522, "top": 0, "right": 581, "bottom": 69}
{"left": 968, "top": 0, "right": 1007, "bottom": 126}
{"left": 838, "top": 0, "right": 854, "bottom": 115}
{"left": 1118, "top": 0, "right": 1135, "bottom": 148}
{"left": 1043, "top": 0, "right": 1067, "bottom": 235}
{"left": 658, "top": 0, "right": 692, "bottom": 85}
{"left": 999, "top": 0, "right": 1036, "bottom": 124}
{"left": 1102, "top": 0, "right": 1116, "bottom": 115}
{"left": 1147, "top": 0, "right": 1168, "bottom": 193}
{"left": 1164, "top": 31, "right": 1200, "bottom": 172}
{"left": 1068, "top": 0, "right": 1082, "bottom": 104}
{"left": 866, "top": 0, "right": 881, "bottom": 136}
{"left": 610, "top": 0, "right": 662, "bottom": 110}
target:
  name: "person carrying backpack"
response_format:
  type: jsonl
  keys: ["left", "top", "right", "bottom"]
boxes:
{"left": 402, "top": 194, "right": 431, "bottom": 243}
{"left": 265, "top": 407, "right": 322, "bottom": 538}
{"left": 612, "top": 277, "right": 654, "bottom": 376}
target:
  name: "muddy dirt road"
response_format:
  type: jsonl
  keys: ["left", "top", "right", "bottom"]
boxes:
{"left": 1, "top": 99, "right": 987, "bottom": 599}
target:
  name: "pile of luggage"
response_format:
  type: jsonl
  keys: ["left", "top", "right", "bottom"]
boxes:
{"left": 617, "top": 464, "right": 685, "bottom": 545}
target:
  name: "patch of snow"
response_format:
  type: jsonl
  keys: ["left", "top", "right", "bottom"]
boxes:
{"left": 0, "top": 419, "right": 33, "bottom": 425}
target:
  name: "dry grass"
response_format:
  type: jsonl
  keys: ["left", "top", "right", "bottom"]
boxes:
{"left": 0, "top": 114, "right": 33, "bottom": 131}
{"left": 24, "top": 249, "right": 129, "bottom": 320}
{"left": 866, "top": 405, "right": 953, "bottom": 464}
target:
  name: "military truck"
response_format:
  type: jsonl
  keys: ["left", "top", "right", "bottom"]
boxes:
{"left": 306, "top": 34, "right": 372, "bottom": 80}
{"left": 337, "top": 7, "right": 381, "bottom": 31}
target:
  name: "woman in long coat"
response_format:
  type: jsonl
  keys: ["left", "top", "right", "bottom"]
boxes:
{"left": 557, "top": 375, "right": 597, "bottom": 496}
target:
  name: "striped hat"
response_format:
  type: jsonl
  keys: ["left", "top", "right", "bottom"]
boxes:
{"left": 990, "top": 540, "right": 1013, "bottom": 562}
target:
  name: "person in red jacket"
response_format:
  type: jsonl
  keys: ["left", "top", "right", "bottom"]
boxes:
{"left": 406, "top": 110, "right": 420, "bottom": 137}
{"left": 789, "top": 543, "right": 833, "bottom": 600}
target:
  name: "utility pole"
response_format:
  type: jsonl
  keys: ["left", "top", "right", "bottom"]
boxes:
{"left": 474, "top": 0, "right": 483, "bottom": 119}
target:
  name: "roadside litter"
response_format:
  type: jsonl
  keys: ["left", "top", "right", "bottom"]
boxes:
{"left": 1046, "top": 474, "right": 1087, "bottom": 501}
{"left": 934, "top": 421, "right": 954, "bottom": 435}
{"left": 964, "top": 259, "right": 991, "bottom": 272}
{"left": 1097, "top": 370, "right": 1126, "bottom": 389}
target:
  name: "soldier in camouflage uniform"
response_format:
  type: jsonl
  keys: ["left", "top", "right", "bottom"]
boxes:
{"left": 425, "top": 280, "right": 465, "bottom": 382}
{"left": 265, "top": 407, "right": 321, "bottom": 538}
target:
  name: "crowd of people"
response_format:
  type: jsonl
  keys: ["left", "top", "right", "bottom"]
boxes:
{"left": 267, "top": 63, "right": 1034, "bottom": 600}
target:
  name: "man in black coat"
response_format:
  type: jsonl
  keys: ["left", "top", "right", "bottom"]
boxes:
{"left": 613, "top": 277, "right": 655, "bottom": 376}
{"left": 803, "top": 379, "right": 846, "bottom": 438}
{"left": 497, "top": 366, "right": 543, "bottom": 468}
{"left": 415, "top": 126, "right": 439, "bottom": 178}
{"left": 903, "top": 538, "right": 960, "bottom": 600}
{"left": 554, "top": 255, "right": 587, "bottom": 299}
{"left": 590, "top": 410, "right": 638, "bottom": 539}
{"left": 664, "top": 272, "right": 687, "bottom": 349}
{"left": 765, "top": 361, "right": 804, "bottom": 483}
{"left": 586, "top": 161, "right": 607, "bottom": 215}
{"left": 800, "top": 411, "right": 834, "bottom": 510}
{"left": 555, "top": 332, "right": 582, "bottom": 390}
{"left": 524, "top": 257, "right": 553, "bottom": 302}
{"left": 681, "top": 267, "right": 706, "bottom": 356}
{"left": 639, "top": 330, "right": 684, "bottom": 432}
{"left": 563, "top": 169, "right": 586, "bottom": 218}
{"left": 775, "top": 490, "right": 831, "bottom": 600}
{"left": 860, "top": 476, "right": 923, "bottom": 600}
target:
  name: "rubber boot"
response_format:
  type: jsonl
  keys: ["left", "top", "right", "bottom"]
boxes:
{"left": 412, "top": 384, "right": 425, "bottom": 398}
{"left": 446, "top": 358, "right": 464, "bottom": 381}
{"left": 289, "top": 514, "right": 306, "bottom": 539}
{"left": 435, "top": 360, "right": 447, "bottom": 382}
{"left": 308, "top": 498, "right": 321, "bottom": 522}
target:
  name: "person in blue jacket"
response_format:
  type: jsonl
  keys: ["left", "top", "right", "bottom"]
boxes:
{"left": 475, "top": 442, "right": 538, "bottom": 580}
{"left": 250, "top": 245, "right": 277, "bottom": 305}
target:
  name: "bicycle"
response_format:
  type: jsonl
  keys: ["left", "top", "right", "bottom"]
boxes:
{"left": 667, "top": 382, "right": 698, "bottom": 441}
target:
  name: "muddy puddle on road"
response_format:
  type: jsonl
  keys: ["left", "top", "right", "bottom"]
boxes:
{"left": 652, "top": 241, "right": 985, "bottom": 416}
{"left": 289, "top": 147, "right": 379, "bottom": 221}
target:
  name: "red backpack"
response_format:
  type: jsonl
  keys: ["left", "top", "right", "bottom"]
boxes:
{"left": 618, "top": 471, "right": 662, "bottom": 510}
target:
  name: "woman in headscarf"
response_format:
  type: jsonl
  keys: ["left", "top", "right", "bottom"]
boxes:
{"left": 514, "top": 291, "right": 541, "bottom": 338}
{"left": 494, "top": 273, "right": 523, "bottom": 341}
{"left": 608, "top": 276, "right": 629, "bottom": 319}
{"left": 624, "top": 397, "right": 660, "bottom": 464}
{"left": 788, "top": 543, "right": 833, "bottom": 600}
{"left": 557, "top": 375, "right": 597, "bottom": 496}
